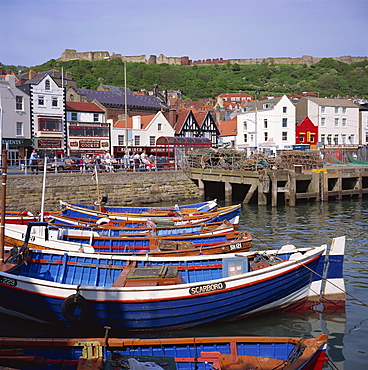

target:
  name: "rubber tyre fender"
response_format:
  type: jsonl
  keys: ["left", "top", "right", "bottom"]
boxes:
{"left": 62, "top": 294, "right": 89, "bottom": 323}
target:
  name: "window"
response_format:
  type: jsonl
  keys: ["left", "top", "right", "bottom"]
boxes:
{"left": 16, "top": 122, "right": 23, "bottom": 136}
{"left": 308, "top": 132, "right": 315, "bottom": 143}
{"left": 45, "top": 80, "right": 50, "bottom": 91}
{"left": 321, "top": 117, "right": 326, "bottom": 127}
{"left": 334, "top": 134, "right": 339, "bottom": 145}
{"left": 243, "top": 121, "right": 247, "bottom": 130}
{"left": 150, "top": 136, "right": 155, "bottom": 146}
{"left": 349, "top": 134, "right": 355, "bottom": 144}
{"left": 38, "top": 117, "right": 62, "bottom": 131}
{"left": 118, "top": 135, "right": 125, "bottom": 145}
{"left": 69, "top": 125, "right": 109, "bottom": 137}
{"left": 264, "top": 132, "right": 268, "bottom": 141}
{"left": 334, "top": 118, "right": 339, "bottom": 127}
{"left": 16, "top": 96, "right": 23, "bottom": 110}
{"left": 283, "top": 106, "right": 287, "bottom": 113}
{"left": 335, "top": 107, "right": 339, "bottom": 114}
{"left": 342, "top": 107, "right": 346, "bottom": 114}
{"left": 38, "top": 96, "right": 44, "bottom": 106}
{"left": 365, "top": 132, "right": 368, "bottom": 143}
{"left": 244, "top": 134, "right": 247, "bottom": 143}
{"left": 158, "top": 123, "right": 162, "bottom": 131}
{"left": 300, "top": 133, "right": 305, "bottom": 143}
{"left": 321, "top": 106, "right": 325, "bottom": 114}
{"left": 282, "top": 132, "right": 288, "bottom": 141}
{"left": 93, "top": 113, "right": 99, "bottom": 122}
{"left": 52, "top": 97, "right": 58, "bottom": 107}
{"left": 321, "top": 134, "right": 326, "bottom": 144}
{"left": 71, "top": 112, "right": 77, "bottom": 121}
{"left": 250, "top": 134, "right": 254, "bottom": 142}
{"left": 282, "top": 118, "right": 287, "bottom": 127}
{"left": 134, "top": 135, "right": 140, "bottom": 146}
{"left": 342, "top": 134, "right": 347, "bottom": 144}
{"left": 342, "top": 118, "right": 347, "bottom": 127}
{"left": 327, "top": 135, "right": 332, "bottom": 145}
{"left": 263, "top": 119, "right": 267, "bottom": 129}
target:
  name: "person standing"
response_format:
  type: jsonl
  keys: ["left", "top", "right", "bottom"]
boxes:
{"left": 29, "top": 150, "right": 39, "bottom": 174}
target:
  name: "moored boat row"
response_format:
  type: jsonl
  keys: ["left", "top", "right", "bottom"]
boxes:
{"left": 0, "top": 169, "right": 346, "bottom": 369}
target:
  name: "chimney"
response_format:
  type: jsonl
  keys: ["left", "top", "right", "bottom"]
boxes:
{"left": 133, "top": 116, "right": 141, "bottom": 129}
{"left": 28, "top": 69, "right": 37, "bottom": 80}
{"left": 168, "top": 109, "right": 176, "bottom": 126}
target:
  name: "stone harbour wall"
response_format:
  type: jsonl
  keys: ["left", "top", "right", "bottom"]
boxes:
{"left": 3, "top": 171, "right": 201, "bottom": 214}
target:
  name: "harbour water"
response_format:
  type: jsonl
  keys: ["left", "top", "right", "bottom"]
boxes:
{"left": 1, "top": 198, "right": 367, "bottom": 369}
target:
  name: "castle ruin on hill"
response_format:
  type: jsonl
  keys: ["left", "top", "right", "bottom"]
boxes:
{"left": 58, "top": 49, "right": 368, "bottom": 66}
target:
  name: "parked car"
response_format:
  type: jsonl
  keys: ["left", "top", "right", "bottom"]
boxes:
{"left": 45, "top": 157, "right": 80, "bottom": 172}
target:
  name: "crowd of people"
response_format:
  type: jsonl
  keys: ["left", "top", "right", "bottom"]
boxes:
{"left": 17, "top": 150, "right": 162, "bottom": 174}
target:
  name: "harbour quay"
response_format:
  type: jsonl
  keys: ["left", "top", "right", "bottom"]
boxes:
{"left": 189, "top": 166, "right": 368, "bottom": 207}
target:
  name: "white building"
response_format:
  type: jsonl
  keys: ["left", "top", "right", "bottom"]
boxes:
{"left": 359, "top": 103, "right": 368, "bottom": 145}
{"left": 296, "top": 97, "right": 360, "bottom": 147}
{"left": 111, "top": 111, "right": 174, "bottom": 156}
{"left": 237, "top": 95, "right": 296, "bottom": 155}
{"left": 0, "top": 74, "right": 31, "bottom": 165}
{"left": 65, "top": 101, "right": 107, "bottom": 156}
{"left": 18, "top": 72, "right": 65, "bottom": 157}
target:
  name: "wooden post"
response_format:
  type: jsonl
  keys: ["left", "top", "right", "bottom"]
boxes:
{"left": 0, "top": 150, "right": 8, "bottom": 263}
{"left": 271, "top": 171, "right": 278, "bottom": 207}
{"left": 224, "top": 181, "right": 232, "bottom": 202}
{"left": 288, "top": 171, "right": 296, "bottom": 207}
{"left": 197, "top": 178, "right": 205, "bottom": 199}
{"left": 320, "top": 171, "right": 328, "bottom": 202}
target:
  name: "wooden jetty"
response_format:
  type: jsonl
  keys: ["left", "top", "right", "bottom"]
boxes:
{"left": 189, "top": 166, "right": 368, "bottom": 207}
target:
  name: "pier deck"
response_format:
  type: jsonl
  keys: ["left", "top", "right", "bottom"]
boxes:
{"left": 189, "top": 166, "right": 368, "bottom": 206}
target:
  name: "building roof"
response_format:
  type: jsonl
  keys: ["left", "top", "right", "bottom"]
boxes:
{"left": 65, "top": 101, "right": 104, "bottom": 113}
{"left": 303, "top": 97, "right": 360, "bottom": 108}
{"left": 75, "top": 87, "right": 163, "bottom": 109}
{"left": 218, "top": 117, "right": 237, "bottom": 137}
{"left": 114, "top": 114, "right": 156, "bottom": 129}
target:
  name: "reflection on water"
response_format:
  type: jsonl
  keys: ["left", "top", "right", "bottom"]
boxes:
{"left": 1, "top": 198, "right": 368, "bottom": 369}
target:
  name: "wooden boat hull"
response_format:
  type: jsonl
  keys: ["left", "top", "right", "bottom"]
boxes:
{"left": 60, "top": 202, "right": 241, "bottom": 226}
{"left": 0, "top": 237, "right": 345, "bottom": 330}
{"left": 4, "top": 224, "right": 252, "bottom": 256}
{"left": 0, "top": 334, "right": 329, "bottom": 370}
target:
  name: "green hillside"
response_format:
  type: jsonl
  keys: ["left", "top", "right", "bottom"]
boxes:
{"left": 2, "top": 58, "right": 368, "bottom": 101}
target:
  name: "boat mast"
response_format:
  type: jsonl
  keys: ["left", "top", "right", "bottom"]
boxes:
{"left": 0, "top": 149, "right": 7, "bottom": 263}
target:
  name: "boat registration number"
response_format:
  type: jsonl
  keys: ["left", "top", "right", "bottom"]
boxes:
{"left": 21, "top": 233, "right": 36, "bottom": 242}
{"left": 229, "top": 242, "right": 243, "bottom": 250}
{"left": 189, "top": 282, "right": 225, "bottom": 295}
{"left": 0, "top": 276, "right": 17, "bottom": 287}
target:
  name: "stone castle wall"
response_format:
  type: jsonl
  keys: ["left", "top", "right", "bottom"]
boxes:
{"left": 3, "top": 171, "right": 201, "bottom": 213}
{"left": 58, "top": 49, "right": 368, "bottom": 66}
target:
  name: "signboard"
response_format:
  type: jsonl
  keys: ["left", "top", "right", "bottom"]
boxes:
{"left": 2, "top": 138, "right": 33, "bottom": 146}
{"left": 37, "top": 139, "right": 62, "bottom": 149}
{"left": 292, "top": 144, "right": 310, "bottom": 151}
{"left": 79, "top": 140, "right": 101, "bottom": 149}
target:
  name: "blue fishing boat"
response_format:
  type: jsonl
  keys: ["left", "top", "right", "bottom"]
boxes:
{"left": 0, "top": 232, "right": 345, "bottom": 330}
{"left": 4, "top": 222, "right": 252, "bottom": 256}
{"left": 59, "top": 201, "right": 241, "bottom": 226}
{"left": 0, "top": 333, "right": 329, "bottom": 370}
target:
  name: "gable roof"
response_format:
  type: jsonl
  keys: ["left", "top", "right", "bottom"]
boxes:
{"left": 218, "top": 117, "right": 237, "bottom": 137}
{"left": 65, "top": 101, "right": 104, "bottom": 113}
{"left": 114, "top": 114, "right": 156, "bottom": 129}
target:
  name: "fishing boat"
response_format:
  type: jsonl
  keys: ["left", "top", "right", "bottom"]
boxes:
{"left": 59, "top": 201, "right": 241, "bottom": 226}
{"left": 49, "top": 214, "right": 236, "bottom": 237}
{"left": 61, "top": 199, "right": 218, "bottom": 215}
{"left": 0, "top": 333, "right": 329, "bottom": 370}
{"left": 0, "top": 232, "right": 345, "bottom": 330}
{"left": 2, "top": 210, "right": 54, "bottom": 225}
{"left": 4, "top": 222, "right": 252, "bottom": 256}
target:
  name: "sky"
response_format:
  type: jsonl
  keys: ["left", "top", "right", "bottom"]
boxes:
{"left": 1, "top": 0, "right": 368, "bottom": 67}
